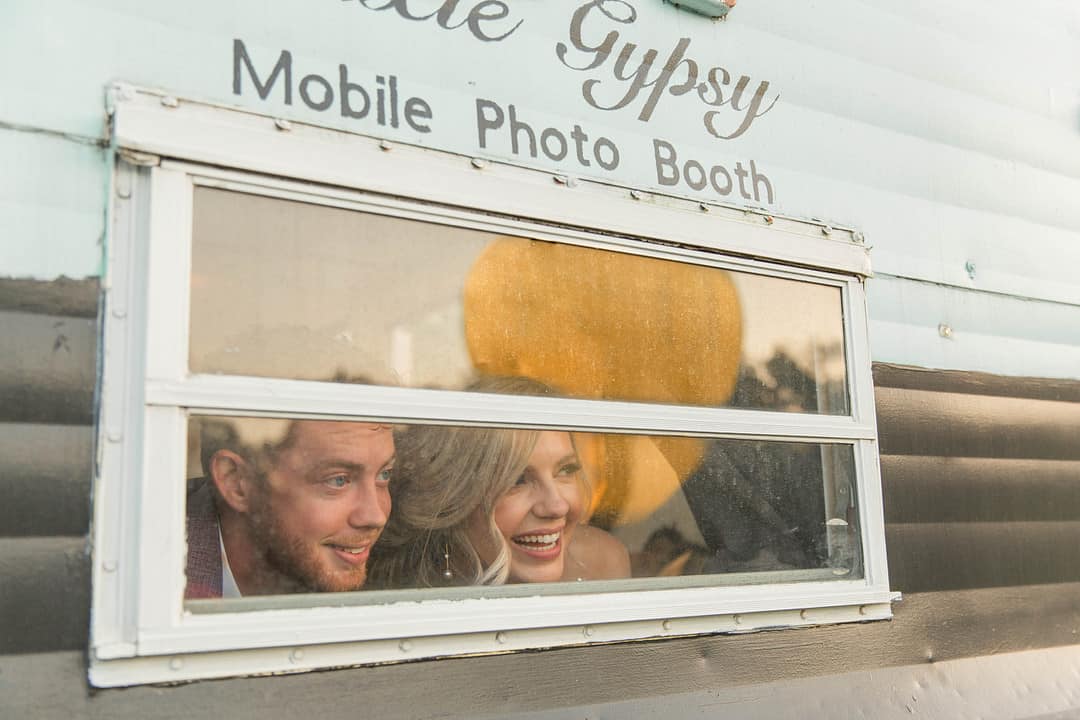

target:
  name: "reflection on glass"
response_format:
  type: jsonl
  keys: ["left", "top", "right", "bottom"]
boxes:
{"left": 185, "top": 411, "right": 861, "bottom": 600}
{"left": 190, "top": 188, "right": 849, "bottom": 414}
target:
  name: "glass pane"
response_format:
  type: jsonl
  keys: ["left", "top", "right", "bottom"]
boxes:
{"left": 184, "top": 413, "right": 861, "bottom": 602}
{"left": 190, "top": 187, "right": 848, "bottom": 414}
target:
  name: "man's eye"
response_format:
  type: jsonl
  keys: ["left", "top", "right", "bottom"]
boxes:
{"left": 377, "top": 468, "right": 393, "bottom": 484}
{"left": 325, "top": 475, "right": 349, "bottom": 489}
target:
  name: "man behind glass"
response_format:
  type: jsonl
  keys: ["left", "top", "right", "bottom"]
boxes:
{"left": 185, "top": 418, "right": 395, "bottom": 598}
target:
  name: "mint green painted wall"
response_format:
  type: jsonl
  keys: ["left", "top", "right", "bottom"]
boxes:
{"left": 0, "top": 130, "right": 105, "bottom": 279}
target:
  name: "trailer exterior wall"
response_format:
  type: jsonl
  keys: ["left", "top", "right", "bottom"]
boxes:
{"left": 2, "top": 0, "right": 1079, "bottom": 716}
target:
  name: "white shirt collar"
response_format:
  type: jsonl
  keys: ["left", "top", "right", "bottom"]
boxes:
{"left": 218, "top": 527, "right": 242, "bottom": 599}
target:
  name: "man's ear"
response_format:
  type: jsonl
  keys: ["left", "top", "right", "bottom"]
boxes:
{"left": 209, "top": 449, "right": 258, "bottom": 513}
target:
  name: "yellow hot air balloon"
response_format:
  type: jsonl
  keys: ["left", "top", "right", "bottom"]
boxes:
{"left": 464, "top": 237, "right": 743, "bottom": 526}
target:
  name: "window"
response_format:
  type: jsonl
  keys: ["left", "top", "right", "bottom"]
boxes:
{"left": 91, "top": 86, "right": 892, "bottom": 686}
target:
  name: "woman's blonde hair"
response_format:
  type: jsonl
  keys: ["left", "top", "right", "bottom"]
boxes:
{"left": 368, "top": 376, "right": 584, "bottom": 589}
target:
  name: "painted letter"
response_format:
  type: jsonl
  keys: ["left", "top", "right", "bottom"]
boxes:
{"left": 233, "top": 39, "right": 292, "bottom": 104}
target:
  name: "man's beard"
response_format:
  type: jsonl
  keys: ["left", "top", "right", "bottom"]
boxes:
{"left": 247, "top": 493, "right": 369, "bottom": 594}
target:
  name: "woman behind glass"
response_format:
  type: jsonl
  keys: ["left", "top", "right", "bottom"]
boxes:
{"left": 369, "top": 378, "right": 630, "bottom": 588}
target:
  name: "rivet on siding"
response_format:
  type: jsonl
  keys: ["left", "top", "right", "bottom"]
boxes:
{"left": 160, "top": 96, "right": 179, "bottom": 109}
{"left": 495, "top": 631, "right": 508, "bottom": 644}
{"left": 662, "top": 620, "right": 672, "bottom": 632}
{"left": 107, "top": 432, "right": 123, "bottom": 443}
{"left": 763, "top": 215, "right": 774, "bottom": 225}
{"left": 583, "top": 625, "right": 595, "bottom": 638}
{"left": 699, "top": 202, "right": 710, "bottom": 212}
{"left": 471, "top": 158, "right": 487, "bottom": 169}
{"left": 821, "top": 225, "right": 833, "bottom": 236}
{"left": 800, "top": 609, "right": 809, "bottom": 620}
{"left": 102, "top": 561, "right": 117, "bottom": 573}
{"left": 169, "top": 658, "right": 183, "bottom": 671}
{"left": 733, "top": 614, "right": 742, "bottom": 625}
{"left": 399, "top": 639, "right": 413, "bottom": 652}
{"left": 111, "top": 308, "right": 127, "bottom": 319}
{"left": 938, "top": 323, "right": 954, "bottom": 340}
{"left": 274, "top": 118, "right": 293, "bottom": 132}
{"left": 289, "top": 649, "right": 304, "bottom": 663}
{"left": 965, "top": 260, "right": 977, "bottom": 279}
{"left": 630, "top": 190, "right": 642, "bottom": 200}
{"left": 553, "top": 174, "right": 576, "bottom": 187}
{"left": 859, "top": 605, "right": 869, "bottom": 616}
{"left": 116, "top": 185, "right": 132, "bottom": 200}
{"left": 379, "top": 140, "right": 392, "bottom": 152}
{"left": 852, "top": 231, "right": 866, "bottom": 244}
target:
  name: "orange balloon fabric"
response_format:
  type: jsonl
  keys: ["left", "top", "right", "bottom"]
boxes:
{"left": 464, "top": 238, "right": 743, "bottom": 524}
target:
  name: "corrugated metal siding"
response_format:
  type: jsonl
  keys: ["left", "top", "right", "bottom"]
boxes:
{"left": 1, "top": 284, "right": 1078, "bottom": 715}
{"left": 0, "top": 279, "right": 96, "bottom": 655}
{"left": 875, "top": 364, "right": 1080, "bottom": 593}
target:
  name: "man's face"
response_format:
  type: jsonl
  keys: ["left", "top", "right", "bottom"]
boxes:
{"left": 247, "top": 421, "right": 394, "bottom": 593}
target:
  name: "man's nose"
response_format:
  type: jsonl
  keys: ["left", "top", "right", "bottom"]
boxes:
{"left": 347, "top": 477, "right": 389, "bottom": 529}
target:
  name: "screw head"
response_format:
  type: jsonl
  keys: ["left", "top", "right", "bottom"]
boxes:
{"left": 965, "top": 260, "right": 976, "bottom": 279}
{"left": 274, "top": 118, "right": 292, "bottom": 132}
{"left": 938, "top": 323, "right": 954, "bottom": 340}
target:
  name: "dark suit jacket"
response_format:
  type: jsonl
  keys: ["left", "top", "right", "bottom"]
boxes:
{"left": 185, "top": 479, "right": 223, "bottom": 599}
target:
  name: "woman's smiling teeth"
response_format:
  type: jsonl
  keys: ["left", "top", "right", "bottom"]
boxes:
{"left": 513, "top": 531, "right": 561, "bottom": 550}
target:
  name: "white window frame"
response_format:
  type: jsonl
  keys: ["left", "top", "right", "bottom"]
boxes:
{"left": 91, "top": 85, "right": 894, "bottom": 687}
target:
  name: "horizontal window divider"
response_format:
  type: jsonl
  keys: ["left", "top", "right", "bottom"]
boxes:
{"left": 139, "top": 582, "right": 894, "bottom": 657}
{"left": 146, "top": 375, "right": 876, "bottom": 441}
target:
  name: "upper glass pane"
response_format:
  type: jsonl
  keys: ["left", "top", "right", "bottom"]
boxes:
{"left": 190, "top": 187, "right": 849, "bottom": 414}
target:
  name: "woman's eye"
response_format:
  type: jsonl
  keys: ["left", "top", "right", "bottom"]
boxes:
{"left": 513, "top": 473, "right": 528, "bottom": 486}
{"left": 558, "top": 462, "right": 582, "bottom": 477}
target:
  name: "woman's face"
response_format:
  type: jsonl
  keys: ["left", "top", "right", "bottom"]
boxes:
{"left": 468, "top": 431, "right": 585, "bottom": 583}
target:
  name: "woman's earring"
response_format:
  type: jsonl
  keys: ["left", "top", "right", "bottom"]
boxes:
{"left": 443, "top": 544, "right": 453, "bottom": 579}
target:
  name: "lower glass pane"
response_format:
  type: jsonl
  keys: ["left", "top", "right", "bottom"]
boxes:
{"left": 184, "top": 412, "right": 861, "bottom": 604}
